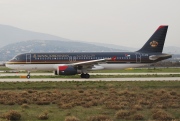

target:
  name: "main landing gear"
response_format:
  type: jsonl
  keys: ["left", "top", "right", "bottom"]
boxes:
{"left": 27, "top": 71, "right": 30, "bottom": 79}
{"left": 80, "top": 73, "right": 90, "bottom": 78}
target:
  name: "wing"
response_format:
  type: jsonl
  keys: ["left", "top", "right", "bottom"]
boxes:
{"left": 71, "top": 58, "right": 111, "bottom": 65}
{"left": 68, "top": 58, "right": 112, "bottom": 69}
{"left": 54, "top": 57, "right": 116, "bottom": 73}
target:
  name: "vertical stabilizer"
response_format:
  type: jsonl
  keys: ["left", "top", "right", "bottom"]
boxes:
{"left": 137, "top": 25, "right": 168, "bottom": 53}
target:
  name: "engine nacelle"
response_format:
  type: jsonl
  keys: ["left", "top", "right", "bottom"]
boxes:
{"left": 57, "top": 66, "right": 78, "bottom": 75}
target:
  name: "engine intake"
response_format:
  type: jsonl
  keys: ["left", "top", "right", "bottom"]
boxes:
{"left": 57, "top": 66, "right": 78, "bottom": 75}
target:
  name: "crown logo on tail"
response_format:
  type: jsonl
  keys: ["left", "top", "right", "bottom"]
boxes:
{"left": 150, "top": 40, "right": 158, "bottom": 47}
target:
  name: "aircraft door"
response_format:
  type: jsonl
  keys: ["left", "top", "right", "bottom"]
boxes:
{"left": 135, "top": 53, "right": 141, "bottom": 63}
{"left": 26, "top": 54, "right": 31, "bottom": 63}
{"left": 69, "top": 56, "right": 72, "bottom": 62}
{"left": 73, "top": 56, "right": 76, "bottom": 62}
{"left": 69, "top": 56, "right": 76, "bottom": 62}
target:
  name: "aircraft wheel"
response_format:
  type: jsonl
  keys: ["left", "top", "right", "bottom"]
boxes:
{"left": 81, "top": 73, "right": 85, "bottom": 78}
{"left": 85, "top": 74, "right": 90, "bottom": 78}
{"left": 27, "top": 75, "right": 30, "bottom": 79}
{"left": 81, "top": 73, "right": 90, "bottom": 78}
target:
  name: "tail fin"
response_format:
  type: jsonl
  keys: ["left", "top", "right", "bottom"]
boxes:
{"left": 137, "top": 25, "right": 168, "bottom": 53}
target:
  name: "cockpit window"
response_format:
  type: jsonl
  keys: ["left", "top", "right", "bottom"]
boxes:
{"left": 16, "top": 57, "right": 19, "bottom": 60}
{"left": 12, "top": 57, "right": 17, "bottom": 60}
{"left": 12, "top": 56, "right": 19, "bottom": 61}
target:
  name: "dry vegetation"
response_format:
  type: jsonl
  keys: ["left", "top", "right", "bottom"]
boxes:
{"left": 0, "top": 81, "right": 179, "bottom": 121}
{"left": 1, "top": 110, "right": 21, "bottom": 120}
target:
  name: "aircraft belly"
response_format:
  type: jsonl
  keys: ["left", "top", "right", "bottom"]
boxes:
{"left": 6, "top": 62, "right": 148, "bottom": 71}
{"left": 6, "top": 64, "right": 55, "bottom": 71}
{"left": 99, "top": 63, "right": 147, "bottom": 69}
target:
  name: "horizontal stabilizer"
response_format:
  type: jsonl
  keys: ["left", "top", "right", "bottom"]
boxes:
{"left": 149, "top": 54, "right": 172, "bottom": 60}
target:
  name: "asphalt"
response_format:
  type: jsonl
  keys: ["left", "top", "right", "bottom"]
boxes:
{"left": 0, "top": 77, "right": 180, "bottom": 82}
{"left": 1, "top": 72, "right": 180, "bottom": 76}
{"left": 0, "top": 72, "right": 180, "bottom": 82}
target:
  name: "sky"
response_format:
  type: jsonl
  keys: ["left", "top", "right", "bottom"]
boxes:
{"left": 0, "top": 0, "right": 180, "bottom": 48}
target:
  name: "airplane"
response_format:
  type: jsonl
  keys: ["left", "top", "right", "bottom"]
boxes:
{"left": 5, "top": 25, "right": 172, "bottom": 79}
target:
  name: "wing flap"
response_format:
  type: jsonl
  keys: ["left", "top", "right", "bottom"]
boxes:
{"left": 70, "top": 58, "right": 111, "bottom": 66}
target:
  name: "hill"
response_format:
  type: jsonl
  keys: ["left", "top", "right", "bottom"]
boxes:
{"left": 0, "top": 40, "right": 122, "bottom": 61}
{"left": 0, "top": 24, "right": 180, "bottom": 61}
{"left": 0, "top": 24, "right": 123, "bottom": 61}
{"left": 0, "top": 24, "right": 70, "bottom": 47}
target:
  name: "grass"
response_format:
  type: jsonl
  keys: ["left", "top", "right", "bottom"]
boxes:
{"left": 91, "top": 67, "right": 180, "bottom": 73}
{"left": 0, "top": 66, "right": 12, "bottom": 71}
{"left": 0, "top": 81, "right": 179, "bottom": 121}
{"left": 1, "top": 67, "right": 180, "bottom": 79}
{"left": 1, "top": 66, "right": 180, "bottom": 73}
{"left": 1, "top": 74, "right": 180, "bottom": 79}
{"left": 0, "top": 81, "right": 179, "bottom": 90}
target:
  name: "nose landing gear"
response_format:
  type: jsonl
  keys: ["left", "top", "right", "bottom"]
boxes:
{"left": 27, "top": 71, "right": 30, "bottom": 79}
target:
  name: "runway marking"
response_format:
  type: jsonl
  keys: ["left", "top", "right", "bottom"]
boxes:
{"left": 0, "top": 77, "right": 180, "bottom": 82}
{"left": 0, "top": 72, "right": 180, "bottom": 77}
{"left": 1, "top": 73, "right": 180, "bottom": 82}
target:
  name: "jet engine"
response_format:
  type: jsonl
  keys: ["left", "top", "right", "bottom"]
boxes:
{"left": 56, "top": 65, "right": 78, "bottom": 75}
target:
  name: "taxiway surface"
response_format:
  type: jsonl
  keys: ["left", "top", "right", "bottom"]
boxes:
{"left": 0, "top": 77, "right": 180, "bottom": 82}
{"left": 1, "top": 72, "right": 180, "bottom": 76}
{"left": 0, "top": 72, "right": 180, "bottom": 82}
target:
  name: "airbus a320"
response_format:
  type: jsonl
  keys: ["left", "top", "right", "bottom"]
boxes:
{"left": 6, "top": 25, "right": 172, "bottom": 78}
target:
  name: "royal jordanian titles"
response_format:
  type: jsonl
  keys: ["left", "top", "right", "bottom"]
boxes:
{"left": 6, "top": 25, "right": 172, "bottom": 78}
